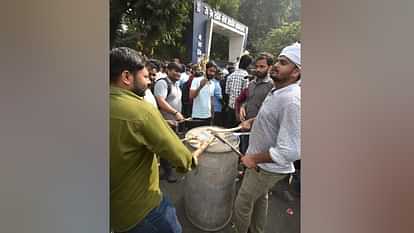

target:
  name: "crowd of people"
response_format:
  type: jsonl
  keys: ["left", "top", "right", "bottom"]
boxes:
{"left": 110, "top": 42, "right": 301, "bottom": 233}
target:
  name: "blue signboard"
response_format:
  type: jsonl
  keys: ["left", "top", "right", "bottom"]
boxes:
{"left": 191, "top": 0, "right": 248, "bottom": 64}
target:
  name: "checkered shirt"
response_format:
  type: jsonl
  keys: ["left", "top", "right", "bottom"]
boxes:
{"left": 225, "top": 69, "right": 249, "bottom": 109}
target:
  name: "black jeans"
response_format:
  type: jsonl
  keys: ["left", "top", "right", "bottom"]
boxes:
{"left": 239, "top": 134, "right": 250, "bottom": 154}
{"left": 213, "top": 111, "right": 226, "bottom": 127}
{"left": 160, "top": 158, "right": 173, "bottom": 177}
{"left": 226, "top": 108, "right": 239, "bottom": 128}
{"left": 181, "top": 102, "right": 192, "bottom": 118}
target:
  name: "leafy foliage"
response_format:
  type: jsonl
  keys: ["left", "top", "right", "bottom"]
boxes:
{"left": 110, "top": 0, "right": 191, "bottom": 59}
{"left": 110, "top": 0, "right": 301, "bottom": 60}
{"left": 257, "top": 21, "right": 301, "bottom": 56}
{"left": 206, "top": 0, "right": 240, "bottom": 18}
{"left": 239, "top": 0, "right": 291, "bottom": 55}
{"left": 210, "top": 33, "right": 230, "bottom": 62}
{"left": 287, "top": 0, "right": 301, "bottom": 22}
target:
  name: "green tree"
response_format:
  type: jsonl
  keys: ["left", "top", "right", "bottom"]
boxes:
{"left": 258, "top": 21, "right": 301, "bottom": 56}
{"left": 238, "top": 0, "right": 291, "bottom": 55}
{"left": 210, "top": 33, "right": 229, "bottom": 62}
{"left": 110, "top": 0, "right": 191, "bottom": 59}
{"left": 287, "top": 0, "right": 301, "bottom": 22}
{"left": 206, "top": 0, "right": 240, "bottom": 18}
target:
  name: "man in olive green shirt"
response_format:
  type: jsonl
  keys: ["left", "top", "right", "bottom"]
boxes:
{"left": 110, "top": 47, "right": 196, "bottom": 233}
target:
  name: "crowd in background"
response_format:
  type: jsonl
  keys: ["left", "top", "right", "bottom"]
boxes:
{"left": 130, "top": 51, "right": 301, "bottom": 196}
{"left": 110, "top": 43, "right": 301, "bottom": 233}
{"left": 142, "top": 55, "right": 265, "bottom": 128}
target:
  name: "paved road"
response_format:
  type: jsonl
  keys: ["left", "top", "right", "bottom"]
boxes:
{"left": 160, "top": 172, "right": 300, "bottom": 233}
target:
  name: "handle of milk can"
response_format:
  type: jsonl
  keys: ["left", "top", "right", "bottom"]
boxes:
{"left": 192, "top": 136, "right": 215, "bottom": 158}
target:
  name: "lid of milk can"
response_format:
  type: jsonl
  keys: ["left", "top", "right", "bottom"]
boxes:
{"left": 185, "top": 126, "right": 240, "bottom": 153}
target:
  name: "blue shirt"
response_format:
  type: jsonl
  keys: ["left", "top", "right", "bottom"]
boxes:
{"left": 212, "top": 79, "right": 223, "bottom": 112}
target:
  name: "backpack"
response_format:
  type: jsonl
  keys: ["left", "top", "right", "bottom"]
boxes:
{"left": 152, "top": 77, "right": 172, "bottom": 99}
{"left": 180, "top": 75, "right": 194, "bottom": 105}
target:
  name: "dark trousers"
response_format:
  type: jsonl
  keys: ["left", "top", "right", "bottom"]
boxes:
{"left": 292, "top": 160, "right": 301, "bottom": 194}
{"left": 160, "top": 158, "right": 173, "bottom": 177}
{"left": 239, "top": 134, "right": 250, "bottom": 154}
{"left": 182, "top": 102, "right": 192, "bottom": 118}
{"left": 213, "top": 111, "right": 226, "bottom": 127}
{"left": 119, "top": 196, "right": 182, "bottom": 233}
{"left": 225, "top": 108, "right": 239, "bottom": 128}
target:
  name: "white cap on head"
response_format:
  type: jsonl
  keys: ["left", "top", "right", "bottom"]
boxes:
{"left": 279, "top": 42, "right": 301, "bottom": 68}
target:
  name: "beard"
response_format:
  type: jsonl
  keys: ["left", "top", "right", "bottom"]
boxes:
{"left": 271, "top": 73, "right": 296, "bottom": 89}
{"left": 131, "top": 76, "right": 147, "bottom": 97}
{"left": 132, "top": 86, "right": 146, "bottom": 97}
{"left": 255, "top": 71, "right": 268, "bottom": 79}
{"left": 270, "top": 74, "right": 285, "bottom": 83}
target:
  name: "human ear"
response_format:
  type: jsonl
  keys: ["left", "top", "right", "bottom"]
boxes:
{"left": 120, "top": 70, "right": 132, "bottom": 85}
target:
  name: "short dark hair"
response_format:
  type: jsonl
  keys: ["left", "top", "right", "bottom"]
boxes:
{"left": 238, "top": 54, "right": 253, "bottom": 70}
{"left": 148, "top": 59, "right": 161, "bottom": 72}
{"left": 256, "top": 52, "right": 274, "bottom": 66}
{"left": 186, "top": 63, "right": 193, "bottom": 70}
{"left": 145, "top": 61, "right": 158, "bottom": 71}
{"left": 167, "top": 62, "right": 182, "bottom": 72}
{"left": 206, "top": 61, "right": 218, "bottom": 70}
{"left": 110, "top": 47, "right": 145, "bottom": 83}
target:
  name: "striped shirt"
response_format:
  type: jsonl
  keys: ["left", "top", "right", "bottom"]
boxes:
{"left": 225, "top": 69, "right": 249, "bottom": 109}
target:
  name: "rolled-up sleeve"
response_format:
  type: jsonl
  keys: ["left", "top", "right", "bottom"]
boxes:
{"left": 269, "top": 101, "right": 301, "bottom": 166}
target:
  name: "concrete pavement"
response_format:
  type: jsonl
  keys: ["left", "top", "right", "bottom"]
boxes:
{"left": 160, "top": 172, "right": 300, "bottom": 233}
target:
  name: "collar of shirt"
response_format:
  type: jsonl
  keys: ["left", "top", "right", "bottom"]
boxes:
{"left": 164, "top": 76, "right": 178, "bottom": 84}
{"left": 253, "top": 75, "right": 272, "bottom": 84}
{"left": 270, "top": 82, "right": 300, "bottom": 95}
{"left": 233, "top": 68, "right": 248, "bottom": 75}
{"left": 110, "top": 85, "right": 143, "bottom": 100}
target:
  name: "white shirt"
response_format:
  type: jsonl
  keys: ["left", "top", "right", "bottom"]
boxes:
{"left": 190, "top": 77, "right": 215, "bottom": 119}
{"left": 247, "top": 83, "right": 301, "bottom": 174}
{"left": 143, "top": 89, "right": 157, "bottom": 108}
